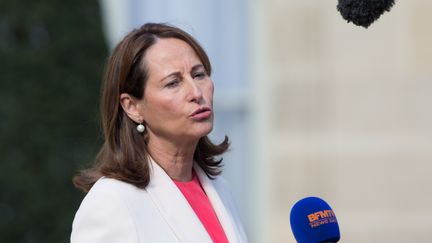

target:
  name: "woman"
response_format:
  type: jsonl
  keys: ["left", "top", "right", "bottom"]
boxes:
{"left": 71, "top": 23, "right": 248, "bottom": 243}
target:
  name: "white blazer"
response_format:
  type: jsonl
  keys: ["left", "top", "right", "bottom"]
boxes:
{"left": 71, "top": 159, "right": 248, "bottom": 243}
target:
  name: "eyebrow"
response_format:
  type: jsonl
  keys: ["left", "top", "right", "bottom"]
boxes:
{"left": 191, "top": 64, "right": 205, "bottom": 73}
{"left": 160, "top": 64, "right": 205, "bottom": 81}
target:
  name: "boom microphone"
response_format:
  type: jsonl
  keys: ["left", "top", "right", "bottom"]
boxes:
{"left": 337, "top": 0, "right": 396, "bottom": 28}
{"left": 290, "top": 197, "right": 340, "bottom": 243}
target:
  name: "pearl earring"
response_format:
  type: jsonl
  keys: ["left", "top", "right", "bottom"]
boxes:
{"left": 137, "top": 123, "right": 145, "bottom": 133}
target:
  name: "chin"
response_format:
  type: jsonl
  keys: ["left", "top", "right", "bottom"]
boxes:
{"left": 195, "top": 124, "right": 213, "bottom": 138}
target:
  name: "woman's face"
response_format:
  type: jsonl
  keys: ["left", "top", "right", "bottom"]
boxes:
{"left": 138, "top": 38, "right": 214, "bottom": 144}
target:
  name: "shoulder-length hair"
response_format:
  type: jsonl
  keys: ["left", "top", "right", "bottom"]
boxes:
{"left": 73, "top": 23, "right": 229, "bottom": 192}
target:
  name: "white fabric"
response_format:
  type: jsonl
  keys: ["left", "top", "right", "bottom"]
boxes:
{"left": 71, "top": 158, "right": 248, "bottom": 243}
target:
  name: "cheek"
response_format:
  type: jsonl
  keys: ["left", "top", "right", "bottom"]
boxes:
{"left": 206, "top": 81, "right": 215, "bottom": 100}
{"left": 151, "top": 98, "right": 178, "bottom": 115}
{"left": 142, "top": 94, "right": 177, "bottom": 120}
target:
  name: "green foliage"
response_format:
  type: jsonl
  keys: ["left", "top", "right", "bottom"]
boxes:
{"left": 0, "top": 0, "right": 107, "bottom": 242}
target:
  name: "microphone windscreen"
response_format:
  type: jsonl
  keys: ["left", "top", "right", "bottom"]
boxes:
{"left": 337, "top": 0, "right": 395, "bottom": 28}
{"left": 290, "top": 197, "right": 340, "bottom": 243}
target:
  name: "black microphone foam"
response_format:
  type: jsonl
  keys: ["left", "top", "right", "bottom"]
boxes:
{"left": 337, "top": 0, "right": 396, "bottom": 28}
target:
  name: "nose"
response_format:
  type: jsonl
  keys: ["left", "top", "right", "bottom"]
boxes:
{"left": 187, "top": 79, "right": 203, "bottom": 103}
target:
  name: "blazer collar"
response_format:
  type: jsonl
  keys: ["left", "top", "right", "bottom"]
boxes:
{"left": 146, "top": 158, "right": 211, "bottom": 242}
{"left": 146, "top": 157, "right": 239, "bottom": 243}
{"left": 194, "top": 164, "right": 240, "bottom": 243}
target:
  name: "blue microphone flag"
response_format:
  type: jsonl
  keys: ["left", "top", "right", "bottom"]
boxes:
{"left": 290, "top": 197, "right": 340, "bottom": 243}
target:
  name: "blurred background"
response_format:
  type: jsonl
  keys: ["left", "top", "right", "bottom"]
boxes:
{"left": 1, "top": 0, "right": 431, "bottom": 242}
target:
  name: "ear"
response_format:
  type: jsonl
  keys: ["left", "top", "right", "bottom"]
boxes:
{"left": 119, "top": 93, "right": 144, "bottom": 123}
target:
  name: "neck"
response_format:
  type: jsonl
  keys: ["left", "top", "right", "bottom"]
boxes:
{"left": 147, "top": 136, "right": 198, "bottom": 182}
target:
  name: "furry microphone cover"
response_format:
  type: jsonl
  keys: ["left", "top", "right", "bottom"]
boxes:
{"left": 337, "top": 0, "right": 396, "bottom": 28}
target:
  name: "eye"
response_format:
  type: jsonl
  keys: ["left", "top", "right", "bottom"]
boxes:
{"left": 165, "top": 79, "right": 180, "bottom": 88}
{"left": 193, "top": 71, "right": 207, "bottom": 79}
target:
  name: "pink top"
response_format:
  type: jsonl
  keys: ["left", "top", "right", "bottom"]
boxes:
{"left": 173, "top": 171, "right": 229, "bottom": 243}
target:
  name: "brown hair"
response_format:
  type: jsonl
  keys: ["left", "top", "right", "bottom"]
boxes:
{"left": 73, "top": 23, "right": 229, "bottom": 192}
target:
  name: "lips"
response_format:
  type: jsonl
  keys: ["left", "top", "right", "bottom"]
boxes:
{"left": 190, "top": 107, "right": 212, "bottom": 120}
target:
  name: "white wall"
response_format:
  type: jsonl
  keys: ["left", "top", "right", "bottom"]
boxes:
{"left": 250, "top": 0, "right": 432, "bottom": 242}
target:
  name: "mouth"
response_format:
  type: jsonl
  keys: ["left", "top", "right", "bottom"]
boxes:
{"left": 190, "top": 106, "right": 212, "bottom": 120}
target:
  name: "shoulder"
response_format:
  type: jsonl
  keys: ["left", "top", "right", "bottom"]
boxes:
{"left": 204, "top": 174, "right": 240, "bottom": 213}
{"left": 76, "top": 177, "right": 142, "bottom": 211}
{"left": 211, "top": 175, "right": 234, "bottom": 197}
{"left": 90, "top": 177, "right": 142, "bottom": 197}
{"left": 194, "top": 165, "right": 235, "bottom": 202}
{"left": 71, "top": 177, "right": 142, "bottom": 243}
{"left": 74, "top": 177, "right": 147, "bottom": 219}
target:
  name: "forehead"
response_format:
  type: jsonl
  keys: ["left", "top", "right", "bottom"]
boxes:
{"left": 144, "top": 38, "right": 201, "bottom": 66}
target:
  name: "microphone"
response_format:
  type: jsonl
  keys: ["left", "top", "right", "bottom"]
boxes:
{"left": 337, "top": 0, "right": 396, "bottom": 28}
{"left": 290, "top": 197, "right": 340, "bottom": 243}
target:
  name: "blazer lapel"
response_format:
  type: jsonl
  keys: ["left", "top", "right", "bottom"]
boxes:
{"left": 194, "top": 165, "right": 241, "bottom": 243}
{"left": 146, "top": 158, "right": 212, "bottom": 243}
